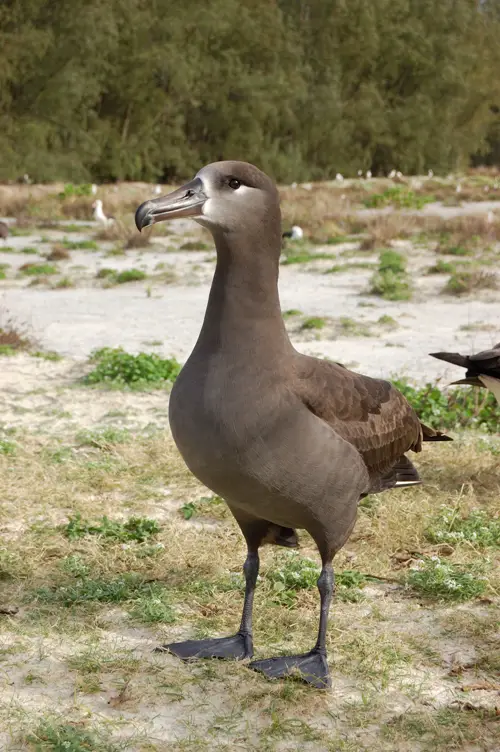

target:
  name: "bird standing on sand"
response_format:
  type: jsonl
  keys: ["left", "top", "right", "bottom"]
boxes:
{"left": 92, "top": 199, "right": 114, "bottom": 227}
{"left": 135, "top": 161, "right": 451, "bottom": 688}
{"left": 431, "top": 344, "right": 500, "bottom": 404}
{"left": 0, "top": 221, "right": 9, "bottom": 242}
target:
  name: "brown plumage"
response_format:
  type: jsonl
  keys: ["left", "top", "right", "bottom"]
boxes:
{"left": 135, "top": 161, "right": 451, "bottom": 689}
{"left": 431, "top": 343, "right": 500, "bottom": 404}
{"left": 0, "top": 221, "right": 8, "bottom": 241}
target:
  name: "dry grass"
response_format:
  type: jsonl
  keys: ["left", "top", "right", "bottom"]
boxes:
{"left": 46, "top": 244, "right": 71, "bottom": 261}
{"left": 0, "top": 308, "right": 33, "bottom": 353}
{"left": 0, "top": 417, "right": 498, "bottom": 750}
{"left": 442, "top": 270, "right": 498, "bottom": 296}
{"left": 359, "top": 214, "right": 414, "bottom": 250}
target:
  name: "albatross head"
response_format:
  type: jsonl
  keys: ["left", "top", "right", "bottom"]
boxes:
{"left": 135, "top": 161, "right": 280, "bottom": 236}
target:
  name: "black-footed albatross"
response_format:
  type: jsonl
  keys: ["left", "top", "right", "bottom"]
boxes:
{"left": 135, "top": 162, "right": 451, "bottom": 688}
{"left": 431, "top": 344, "right": 500, "bottom": 404}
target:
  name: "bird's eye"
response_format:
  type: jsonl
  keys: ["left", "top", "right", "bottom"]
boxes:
{"left": 228, "top": 178, "right": 241, "bottom": 190}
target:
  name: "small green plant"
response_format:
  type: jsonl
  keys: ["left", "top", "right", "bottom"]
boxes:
{"left": 369, "top": 250, "right": 412, "bottom": 301}
{"left": 0, "top": 438, "right": 16, "bottom": 454}
{"left": 179, "top": 496, "right": 225, "bottom": 520}
{"left": 301, "top": 316, "right": 326, "bottom": 331}
{"left": 31, "top": 350, "right": 62, "bottom": 361}
{"left": 84, "top": 347, "right": 181, "bottom": 388}
{"left": 425, "top": 507, "right": 500, "bottom": 547}
{"left": 63, "top": 514, "right": 160, "bottom": 543}
{"left": 405, "top": 557, "right": 487, "bottom": 601}
{"left": 26, "top": 719, "right": 117, "bottom": 752}
{"left": 339, "top": 317, "right": 372, "bottom": 336}
{"left": 130, "top": 592, "right": 175, "bottom": 624}
{"left": 378, "top": 249, "right": 406, "bottom": 274}
{"left": 282, "top": 309, "right": 303, "bottom": 319}
{"left": 336, "top": 570, "right": 368, "bottom": 602}
{"left": 426, "top": 259, "right": 456, "bottom": 274}
{"left": 282, "top": 251, "right": 335, "bottom": 265}
{"left": 115, "top": 268, "right": 146, "bottom": 283}
{"left": 62, "top": 239, "right": 98, "bottom": 250}
{"left": 443, "top": 270, "right": 497, "bottom": 296}
{"left": 53, "top": 276, "right": 74, "bottom": 289}
{"left": 20, "top": 246, "right": 39, "bottom": 254}
{"left": 364, "top": 187, "right": 434, "bottom": 210}
{"left": 391, "top": 377, "right": 500, "bottom": 432}
{"left": 58, "top": 183, "right": 93, "bottom": 199}
{"left": 377, "top": 314, "right": 398, "bottom": 328}
{"left": 20, "top": 263, "right": 58, "bottom": 276}
{"left": 267, "top": 552, "right": 319, "bottom": 605}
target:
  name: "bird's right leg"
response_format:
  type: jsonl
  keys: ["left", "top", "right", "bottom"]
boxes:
{"left": 157, "top": 548, "right": 259, "bottom": 661}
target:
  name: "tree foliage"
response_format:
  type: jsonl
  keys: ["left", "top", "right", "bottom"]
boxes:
{"left": 1, "top": 0, "right": 499, "bottom": 182}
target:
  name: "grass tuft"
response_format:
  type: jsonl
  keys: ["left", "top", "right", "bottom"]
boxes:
{"left": 405, "top": 557, "right": 487, "bottom": 601}
{"left": 425, "top": 507, "right": 500, "bottom": 547}
{"left": 63, "top": 514, "right": 160, "bottom": 543}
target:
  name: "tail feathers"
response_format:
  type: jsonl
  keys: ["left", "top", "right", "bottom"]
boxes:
{"left": 421, "top": 422, "right": 453, "bottom": 442}
{"left": 370, "top": 455, "right": 421, "bottom": 494}
{"left": 394, "top": 455, "right": 422, "bottom": 486}
{"left": 429, "top": 351, "right": 468, "bottom": 369}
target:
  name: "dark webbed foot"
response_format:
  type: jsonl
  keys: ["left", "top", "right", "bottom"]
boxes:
{"left": 156, "top": 631, "right": 253, "bottom": 661}
{"left": 249, "top": 649, "right": 330, "bottom": 689}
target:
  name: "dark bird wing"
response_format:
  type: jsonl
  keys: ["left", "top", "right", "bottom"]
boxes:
{"left": 294, "top": 356, "right": 450, "bottom": 480}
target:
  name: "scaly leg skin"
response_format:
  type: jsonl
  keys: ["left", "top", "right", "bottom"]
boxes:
{"left": 156, "top": 551, "right": 259, "bottom": 661}
{"left": 249, "top": 563, "right": 334, "bottom": 689}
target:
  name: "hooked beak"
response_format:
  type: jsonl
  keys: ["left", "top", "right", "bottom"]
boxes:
{"left": 135, "top": 177, "right": 206, "bottom": 231}
{"left": 449, "top": 377, "right": 483, "bottom": 387}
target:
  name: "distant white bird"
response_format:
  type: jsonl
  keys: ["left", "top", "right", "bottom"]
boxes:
{"left": 335, "top": 173, "right": 344, "bottom": 182}
{"left": 456, "top": 184, "right": 462, "bottom": 194}
{"left": 301, "top": 183, "right": 312, "bottom": 191}
{"left": 396, "top": 171, "right": 403, "bottom": 179}
{"left": 154, "top": 185, "right": 162, "bottom": 195}
{"left": 484, "top": 185, "right": 490, "bottom": 193}
{"left": 91, "top": 184, "right": 98, "bottom": 195}
{"left": 427, "top": 170, "right": 434, "bottom": 179}
{"left": 291, "top": 182, "right": 298, "bottom": 189}
{"left": 23, "top": 173, "right": 31, "bottom": 184}
{"left": 282, "top": 225, "right": 304, "bottom": 241}
{"left": 357, "top": 170, "right": 363, "bottom": 177}
{"left": 92, "top": 199, "right": 114, "bottom": 227}
{"left": 388, "top": 170, "right": 396, "bottom": 179}
{"left": 366, "top": 170, "right": 372, "bottom": 179}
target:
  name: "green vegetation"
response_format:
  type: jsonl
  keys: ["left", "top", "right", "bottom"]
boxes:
{"left": 26, "top": 719, "right": 118, "bottom": 752}
{"left": 96, "top": 267, "right": 147, "bottom": 284}
{"left": 267, "top": 552, "right": 319, "bottom": 605}
{"left": 2, "top": 1, "right": 499, "bottom": 182}
{"left": 405, "top": 557, "right": 486, "bottom": 601}
{"left": 301, "top": 316, "right": 327, "bottom": 331}
{"left": 282, "top": 308, "right": 303, "bottom": 319}
{"left": 84, "top": 347, "right": 181, "bottom": 388}
{"left": 364, "top": 188, "right": 434, "bottom": 210}
{"left": 63, "top": 514, "right": 160, "bottom": 543}
{"left": 392, "top": 377, "right": 500, "bottom": 432}
{"left": 180, "top": 495, "right": 226, "bottom": 520}
{"left": 426, "top": 507, "right": 500, "bottom": 547}
{"left": 20, "top": 263, "right": 58, "bottom": 276}
{"left": 62, "top": 239, "right": 98, "bottom": 251}
{"left": 58, "top": 183, "right": 93, "bottom": 199}
{"left": 369, "top": 250, "right": 412, "bottom": 300}
{"left": 426, "top": 259, "right": 456, "bottom": 274}
{"left": 443, "top": 270, "right": 498, "bottom": 295}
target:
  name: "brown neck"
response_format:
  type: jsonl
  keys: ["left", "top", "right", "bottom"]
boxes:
{"left": 194, "top": 223, "right": 292, "bottom": 357}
